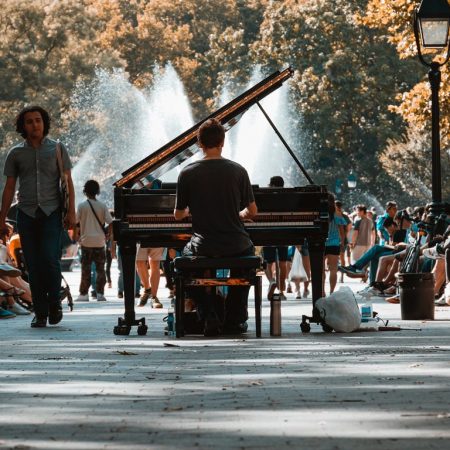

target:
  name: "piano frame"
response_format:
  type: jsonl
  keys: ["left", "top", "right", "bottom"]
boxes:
{"left": 113, "top": 68, "right": 331, "bottom": 336}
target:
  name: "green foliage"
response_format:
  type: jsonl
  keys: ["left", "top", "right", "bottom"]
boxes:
{"left": 0, "top": 0, "right": 441, "bottom": 206}
{"left": 381, "top": 127, "right": 450, "bottom": 203}
{"left": 0, "top": 0, "right": 121, "bottom": 146}
{"left": 252, "top": 0, "right": 422, "bottom": 200}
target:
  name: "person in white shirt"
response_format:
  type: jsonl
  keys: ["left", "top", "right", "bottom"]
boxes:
{"left": 75, "top": 180, "right": 112, "bottom": 302}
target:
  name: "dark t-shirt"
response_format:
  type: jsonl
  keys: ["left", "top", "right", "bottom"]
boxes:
{"left": 175, "top": 158, "right": 254, "bottom": 256}
{"left": 393, "top": 229, "right": 407, "bottom": 244}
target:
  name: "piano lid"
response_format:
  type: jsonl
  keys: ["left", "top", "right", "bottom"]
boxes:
{"left": 114, "top": 67, "right": 293, "bottom": 189}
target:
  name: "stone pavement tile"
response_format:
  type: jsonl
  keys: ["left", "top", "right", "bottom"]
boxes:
{"left": 1, "top": 264, "right": 450, "bottom": 449}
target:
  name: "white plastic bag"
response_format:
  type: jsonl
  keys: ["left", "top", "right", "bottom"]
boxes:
{"left": 289, "top": 248, "right": 307, "bottom": 281}
{"left": 315, "top": 286, "right": 361, "bottom": 332}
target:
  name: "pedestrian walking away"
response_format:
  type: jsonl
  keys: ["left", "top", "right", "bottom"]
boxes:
{"left": 75, "top": 180, "right": 112, "bottom": 303}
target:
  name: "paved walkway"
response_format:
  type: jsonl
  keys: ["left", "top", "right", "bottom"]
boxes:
{"left": 1, "top": 263, "right": 450, "bottom": 450}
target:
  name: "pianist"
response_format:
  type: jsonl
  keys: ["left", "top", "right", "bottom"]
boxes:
{"left": 174, "top": 118, "right": 258, "bottom": 336}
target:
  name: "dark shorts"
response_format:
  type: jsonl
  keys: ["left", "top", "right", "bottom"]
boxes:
{"left": 263, "top": 246, "right": 289, "bottom": 263}
{"left": 325, "top": 245, "right": 340, "bottom": 256}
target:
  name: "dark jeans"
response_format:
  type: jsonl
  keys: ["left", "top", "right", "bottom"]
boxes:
{"left": 182, "top": 245, "right": 255, "bottom": 325}
{"left": 353, "top": 244, "right": 394, "bottom": 284}
{"left": 105, "top": 248, "right": 112, "bottom": 284}
{"left": 17, "top": 208, "right": 62, "bottom": 317}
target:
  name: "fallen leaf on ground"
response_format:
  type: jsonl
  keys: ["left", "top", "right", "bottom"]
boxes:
{"left": 163, "top": 406, "right": 183, "bottom": 411}
{"left": 115, "top": 350, "right": 138, "bottom": 356}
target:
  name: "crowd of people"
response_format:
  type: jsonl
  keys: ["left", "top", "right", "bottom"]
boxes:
{"left": 1, "top": 106, "right": 449, "bottom": 336}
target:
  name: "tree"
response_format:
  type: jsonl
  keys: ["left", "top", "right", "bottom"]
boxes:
{"left": 251, "top": 0, "right": 421, "bottom": 203}
{"left": 364, "top": 0, "right": 450, "bottom": 202}
{"left": 93, "top": 0, "right": 269, "bottom": 117}
{"left": 0, "top": 0, "right": 121, "bottom": 149}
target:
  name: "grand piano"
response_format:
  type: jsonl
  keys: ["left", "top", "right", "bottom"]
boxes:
{"left": 113, "top": 67, "right": 331, "bottom": 335}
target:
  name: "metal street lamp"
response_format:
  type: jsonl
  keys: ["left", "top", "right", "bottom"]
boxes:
{"left": 347, "top": 171, "right": 357, "bottom": 189}
{"left": 413, "top": 0, "right": 450, "bottom": 220}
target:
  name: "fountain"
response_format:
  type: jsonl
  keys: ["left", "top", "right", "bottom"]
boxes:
{"left": 68, "top": 65, "right": 317, "bottom": 205}
{"left": 221, "top": 68, "right": 306, "bottom": 187}
{"left": 68, "top": 65, "right": 194, "bottom": 206}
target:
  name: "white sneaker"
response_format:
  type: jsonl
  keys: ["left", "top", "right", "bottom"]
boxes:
{"left": 8, "top": 302, "right": 31, "bottom": 315}
{"left": 96, "top": 293, "right": 107, "bottom": 302}
{"left": 302, "top": 289, "right": 310, "bottom": 298}
{"left": 75, "top": 294, "right": 89, "bottom": 302}
{"left": 358, "top": 286, "right": 382, "bottom": 298}
{"left": 422, "top": 247, "right": 445, "bottom": 260}
{"left": 279, "top": 293, "right": 287, "bottom": 301}
{"left": 435, "top": 296, "right": 448, "bottom": 306}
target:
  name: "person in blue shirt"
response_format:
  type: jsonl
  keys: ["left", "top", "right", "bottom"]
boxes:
{"left": 339, "top": 214, "right": 410, "bottom": 285}
{"left": 376, "top": 201, "right": 397, "bottom": 245}
{"left": 324, "top": 199, "right": 347, "bottom": 294}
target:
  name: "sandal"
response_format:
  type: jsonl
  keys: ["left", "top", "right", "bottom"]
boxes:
{"left": 15, "top": 296, "right": 34, "bottom": 312}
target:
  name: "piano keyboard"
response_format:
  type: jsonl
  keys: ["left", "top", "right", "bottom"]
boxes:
{"left": 127, "top": 213, "right": 319, "bottom": 229}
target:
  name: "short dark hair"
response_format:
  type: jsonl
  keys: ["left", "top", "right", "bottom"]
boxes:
{"left": 383, "top": 217, "right": 396, "bottom": 229}
{"left": 15, "top": 105, "right": 50, "bottom": 138}
{"left": 83, "top": 179, "right": 100, "bottom": 197}
{"left": 385, "top": 201, "right": 397, "bottom": 210}
{"left": 335, "top": 200, "right": 343, "bottom": 209}
{"left": 269, "top": 176, "right": 284, "bottom": 187}
{"left": 356, "top": 204, "right": 367, "bottom": 213}
{"left": 395, "top": 209, "right": 411, "bottom": 222}
{"left": 198, "top": 119, "right": 225, "bottom": 149}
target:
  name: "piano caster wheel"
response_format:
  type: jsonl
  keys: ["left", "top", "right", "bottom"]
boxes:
{"left": 322, "top": 323, "right": 333, "bottom": 333}
{"left": 300, "top": 322, "right": 311, "bottom": 333}
{"left": 113, "top": 325, "right": 131, "bottom": 336}
{"left": 137, "top": 325, "right": 148, "bottom": 336}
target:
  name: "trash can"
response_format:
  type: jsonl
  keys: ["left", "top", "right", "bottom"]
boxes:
{"left": 397, "top": 272, "right": 435, "bottom": 320}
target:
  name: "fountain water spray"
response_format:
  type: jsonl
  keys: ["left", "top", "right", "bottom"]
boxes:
{"left": 69, "top": 65, "right": 194, "bottom": 205}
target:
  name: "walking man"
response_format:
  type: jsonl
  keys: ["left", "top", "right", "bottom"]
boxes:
{"left": 75, "top": 180, "right": 112, "bottom": 302}
{"left": 0, "top": 106, "right": 76, "bottom": 327}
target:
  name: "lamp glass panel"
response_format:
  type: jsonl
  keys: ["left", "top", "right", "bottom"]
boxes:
{"left": 347, "top": 173, "right": 357, "bottom": 189}
{"left": 420, "top": 19, "right": 450, "bottom": 47}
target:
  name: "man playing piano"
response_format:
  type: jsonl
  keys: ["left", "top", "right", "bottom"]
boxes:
{"left": 174, "top": 118, "right": 258, "bottom": 336}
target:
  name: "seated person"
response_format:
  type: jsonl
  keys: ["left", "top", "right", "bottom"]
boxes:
{"left": 174, "top": 118, "right": 257, "bottom": 336}
{"left": 0, "top": 224, "right": 33, "bottom": 314}
{"left": 340, "top": 210, "right": 412, "bottom": 285}
{"left": 424, "top": 224, "right": 450, "bottom": 306}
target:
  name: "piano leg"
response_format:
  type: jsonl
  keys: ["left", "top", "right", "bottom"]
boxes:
{"left": 301, "top": 241, "right": 325, "bottom": 332}
{"left": 113, "top": 242, "right": 148, "bottom": 336}
{"left": 121, "top": 243, "right": 137, "bottom": 324}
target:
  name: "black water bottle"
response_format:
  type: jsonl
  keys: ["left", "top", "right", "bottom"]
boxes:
{"left": 270, "top": 293, "right": 282, "bottom": 336}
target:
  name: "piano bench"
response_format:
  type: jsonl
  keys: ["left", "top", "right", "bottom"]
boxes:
{"left": 172, "top": 256, "right": 263, "bottom": 338}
